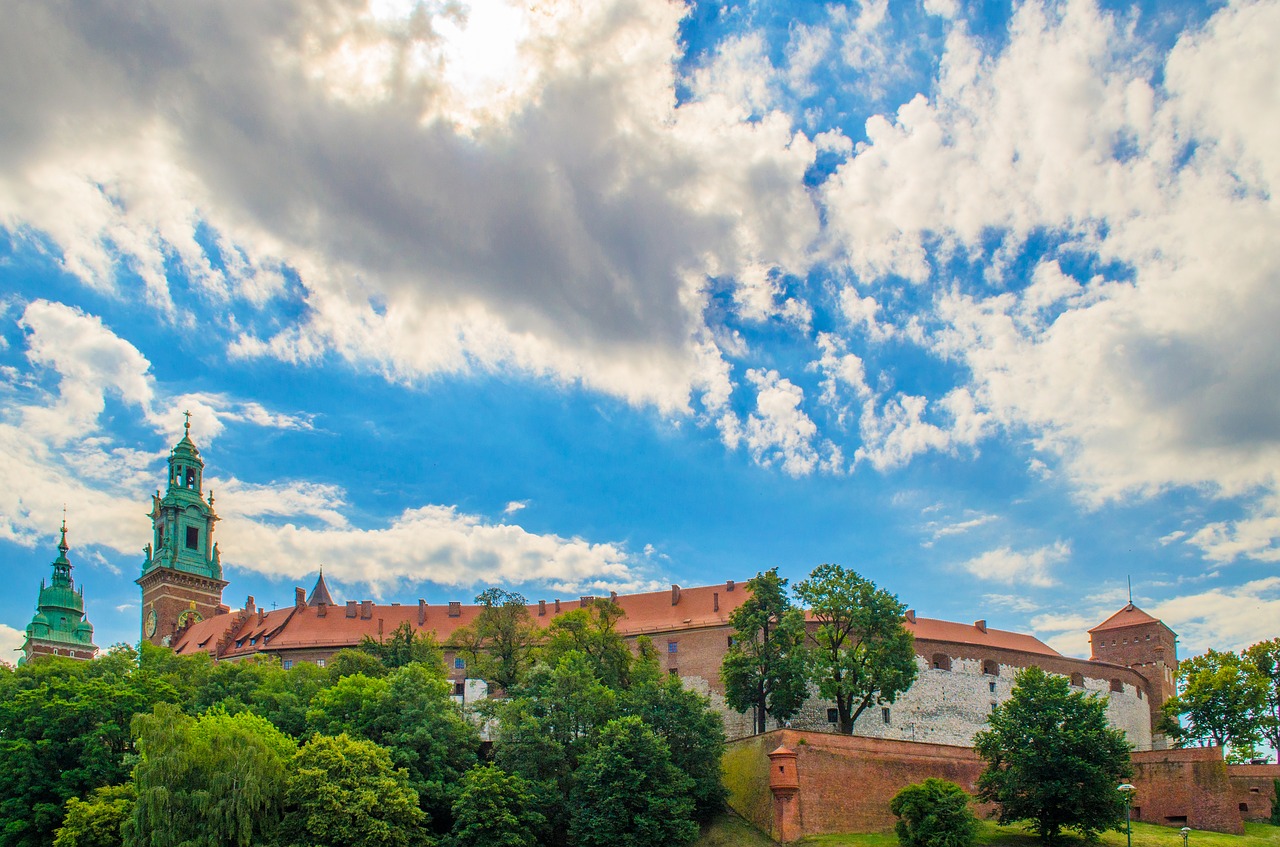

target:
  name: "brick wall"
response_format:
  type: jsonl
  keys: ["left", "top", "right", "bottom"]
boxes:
{"left": 1228, "top": 764, "right": 1280, "bottom": 822}
{"left": 1130, "top": 747, "right": 1244, "bottom": 834}
{"left": 724, "top": 729, "right": 988, "bottom": 840}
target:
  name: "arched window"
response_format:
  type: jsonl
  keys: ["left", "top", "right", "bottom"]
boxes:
{"left": 931, "top": 653, "right": 951, "bottom": 671}
{"left": 982, "top": 659, "right": 999, "bottom": 676}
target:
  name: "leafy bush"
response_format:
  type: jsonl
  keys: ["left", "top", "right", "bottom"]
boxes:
{"left": 890, "top": 778, "right": 977, "bottom": 847}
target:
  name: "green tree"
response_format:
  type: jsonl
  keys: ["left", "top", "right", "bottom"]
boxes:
{"left": 974, "top": 666, "right": 1132, "bottom": 844}
{"left": 328, "top": 648, "right": 390, "bottom": 679}
{"left": 1271, "top": 779, "right": 1280, "bottom": 825}
{"left": 360, "top": 622, "right": 444, "bottom": 669}
{"left": 1161, "top": 649, "right": 1267, "bottom": 755}
{"left": 623, "top": 671, "right": 727, "bottom": 821}
{"left": 449, "top": 765, "right": 546, "bottom": 847}
{"left": 279, "top": 733, "right": 427, "bottom": 847}
{"left": 54, "top": 784, "right": 135, "bottom": 847}
{"left": 0, "top": 647, "right": 180, "bottom": 847}
{"left": 1243, "top": 639, "right": 1280, "bottom": 764}
{"left": 544, "top": 598, "right": 632, "bottom": 689}
{"left": 890, "top": 779, "right": 977, "bottom": 847}
{"left": 127, "top": 704, "right": 296, "bottom": 847}
{"left": 794, "top": 564, "right": 917, "bottom": 734}
{"left": 568, "top": 716, "right": 698, "bottom": 847}
{"left": 448, "top": 589, "right": 541, "bottom": 692}
{"left": 721, "top": 568, "right": 809, "bottom": 734}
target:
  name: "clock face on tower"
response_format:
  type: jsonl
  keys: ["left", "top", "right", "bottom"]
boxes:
{"left": 177, "top": 608, "right": 203, "bottom": 629}
{"left": 145, "top": 608, "right": 158, "bottom": 638}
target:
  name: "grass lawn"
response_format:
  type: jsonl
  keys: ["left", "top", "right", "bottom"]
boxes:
{"left": 695, "top": 815, "right": 1280, "bottom": 847}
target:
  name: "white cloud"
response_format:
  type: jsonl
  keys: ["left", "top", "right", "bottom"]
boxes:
{"left": 818, "top": 0, "right": 1280, "bottom": 551}
{"left": 742, "top": 368, "right": 821, "bottom": 476}
{"left": 0, "top": 623, "right": 23, "bottom": 667}
{"left": 1152, "top": 576, "right": 1280, "bottom": 655}
{"left": 504, "top": 500, "right": 529, "bottom": 515}
{"left": 961, "top": 541, "right": 1070, "bottom": 588}
{"left": 930, "top": 512, "right": 997, "bottom": 539}
{"left": 0, "top": 0, "right": 822, "bottom": 417}
{"left": 0, "top": 300, "right": 662, "bottom": 598}
{"left": 982, "top": 593, "right": 1040, "bottom": 613}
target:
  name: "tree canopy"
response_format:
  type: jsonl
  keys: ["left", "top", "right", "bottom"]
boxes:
{"left": 974, "top": 666, "right": 1132, "bottom": 844}
{"left": 794, "top": 563, "right": 917, "bottom": 734}
{"left": 720, "top": 568, "right": 808, "bottom": 734}
{"left": 1243, "top": 638, "right": 1280, "bottom": 764}
{"left": 1160, "top": 648, "right": 1268, "bottom": 757}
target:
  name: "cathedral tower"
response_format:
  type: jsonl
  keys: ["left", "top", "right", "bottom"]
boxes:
{"left": 20, "top": 521, "right": 98, "bottom": 664}
{"left": 137, "top": 415, "right": 227, "bottom": 646}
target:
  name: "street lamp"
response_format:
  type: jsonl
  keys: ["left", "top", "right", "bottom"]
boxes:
{"left": 1181, "top": 826, "right": 1191, "bottom": 847}
{"left": 1117, "top": 784, "right": 1137, "bottom": 847}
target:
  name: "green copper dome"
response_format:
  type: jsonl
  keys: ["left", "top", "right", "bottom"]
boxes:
{"left": 142, "top": 414, "right": 222, "bottom": 582}
{"left": 19, "top": 522, "right": 99, "bottom": 664}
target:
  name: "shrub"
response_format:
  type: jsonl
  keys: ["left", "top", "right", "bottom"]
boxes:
{"left": 890, "top": 779, "right": 977, "bottom": 847}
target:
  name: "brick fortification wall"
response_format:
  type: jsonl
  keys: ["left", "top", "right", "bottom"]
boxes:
{"left": 1228, "top": 764, "right": 1280, "bottom": 822}
{"left": 1129, "top": 748, "right": 1244, "bottom": 834}
{"left": 724, "top": 729, "right": 987, "bottom": 841}
{"left": 726, "top": 732, "right": 1254, "bottom": 842}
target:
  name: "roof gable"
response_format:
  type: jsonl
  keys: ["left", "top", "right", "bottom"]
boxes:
{"left": 1088, "top": 603, "right": 1160, "bottom": 633}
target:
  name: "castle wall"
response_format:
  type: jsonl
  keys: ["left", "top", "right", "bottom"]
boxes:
{"left": 724, "top": 729, "right": 988, "bottom": 840}
{"left": 1130, "top": 747, "right": 1244, "bottom": 834}
{"left": 1227, "top": 763, "right": 1280, "bottom": 822}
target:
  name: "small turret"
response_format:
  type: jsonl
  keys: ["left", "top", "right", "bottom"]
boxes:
{"left": 20, "top": 521, "right": 98, "bottom": 664}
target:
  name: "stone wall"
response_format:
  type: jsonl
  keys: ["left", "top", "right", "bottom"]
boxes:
{"left": 1130, "top": 747, "right": 1244, "bottom": 834}
{"left": 1228, "top": 764, "right": 1280, "bottom": 822}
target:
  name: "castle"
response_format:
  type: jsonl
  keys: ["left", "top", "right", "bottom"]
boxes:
{"left": 130, "top": 423, "right": 1178, "bottom": 751}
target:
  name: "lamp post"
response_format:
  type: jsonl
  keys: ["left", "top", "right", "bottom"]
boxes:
{"left": 1117, "top": 783, "right": 1136, "bottom": 847}
{"left": 1181, "top": 826, "right": 1191, "bottom": 847}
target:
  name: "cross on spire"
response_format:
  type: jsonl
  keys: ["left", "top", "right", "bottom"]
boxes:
{"left": 183, "top": 409, "right": 191, "bottom": 432}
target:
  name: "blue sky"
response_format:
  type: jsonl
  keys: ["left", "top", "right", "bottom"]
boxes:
{"left": 2, "top": 0, "right": 1278, "bottom": 665}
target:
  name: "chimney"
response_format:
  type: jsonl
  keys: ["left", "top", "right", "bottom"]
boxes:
{"left": 361, "top": 600, "right": 372, "bottom": 620}
{"left": 671, "top": 584, "right": 681, "bottom": 606}
{"left": 346, "top": 600, "right": 357, "bottom": 618}
{"left": 258, "top": 608, "right": 265, "bottom": 623}
{"left": 975, "top": 619, "right": 987, "bottom": 633}
{"left": 295, "top": 587, "right": 306, "bottom": 609}
{"left": 714, "top": 592, "right": 720, "bottom": 612}
{"left": 448, "top": 601, "right": 461, "bottom": 617}
{"left": 726, "top": 579, "right": 735, "bottom": 592}
{"left": 378, "top": 618, "right": 383, "bottom": 637}
{"left": 905, "top": 609, "right": 916, "bottom": 624}
{"left": 317, "top": 602, "right": 326, "bottom": 618}
{"left": 246, "top": 595, "right": 256, "bottom": 613}
{"left": 418, "top": 599, "right": 426, "bottom": 626}
{"left": 579, "top": 596, "right": 594, "bottom": 608}
{"left": 609, "top": 591, "right": 617, "bottom": 604}
{"left": 554, "top": 599, "right": 561, "bottom": 613}
{"left": 538, "top": 600, "right": 546, "bottom": 616}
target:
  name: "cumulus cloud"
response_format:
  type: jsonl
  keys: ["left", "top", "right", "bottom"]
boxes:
{"left": 0, "top": 623, "right": 23, "bottom": 667}
{"left": 0, "top": 0, "right": 821, "bottom": 416}
{"left": 961, "top": 541, "right": 1070, "bottom": 587}
{"left": 742, "top": 368, "right": 822, "bottom": 476}
{"left": 0, "top": 297, "right": 659, "bottom": 596}
{"left": 1152, "top": 576, "right": 1280, "bottom": 655}
{"left": 818, "top": 0, "right": 1280, "bottom": 546}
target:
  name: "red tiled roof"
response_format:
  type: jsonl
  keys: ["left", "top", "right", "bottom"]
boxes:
{"left": 1088, "top": 603, "right": 1160, "bottom": 633}
{"left": 907, "top": 617, "right": 1060, "bottom": 657}
{"left": 173, "top": 613, "right": 238, "bottom": 655}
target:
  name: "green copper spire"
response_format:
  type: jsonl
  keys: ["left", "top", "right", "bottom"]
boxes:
{"left": 141, "top": 415, "right": 222, "bottom": 581}
{"left": 20, "top": 521, "right": 98, "bottom": 664}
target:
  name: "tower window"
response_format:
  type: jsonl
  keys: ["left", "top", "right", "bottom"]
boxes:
{"left": 186, "top": 527, "right": 199, "bottom": 550}
{"left": 185, "top": 468, "right": 197, "bottom": 489}
{"left": 882, "top": 707, "right": 891, "bottom": 724}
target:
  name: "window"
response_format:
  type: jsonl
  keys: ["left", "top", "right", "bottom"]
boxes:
{"left": 990, "top": 702, "right": 998, "bottom": 712}
{"left": 982, "top": 659, "right": 999, "bottom": 676}
{"left": 186, "top": 526, "right": 199, "bottom": 550}
{"left": 1110, "top": 678, "right": 1124, "bottom": 693}
{"left": 989, "top": 681, "right": 997, "bottom": 693}
{"left": 931, "top": 653, "right": 951, "bottom": 671}
{"left": 1239, "top": 804, "right": 1249, "bottom": 812}
{"left": 250, "top": 637, "right": 257, "bottom": 646}
{"left": 727, "top": 636, "right": 734, "bottom": 647}
{"left": 1071, "top": 673, "right": 1085, "bottom": 686}
{"left": 882, "top": 707, "right": 891, "bottom": 724}
{"left": 235, "top": 640, "right": 243, "bottom": 649}
{"left": 454, "top": 657, "right": 465, "bottom": 669}
{"left": 282, "top": 660, "right": 293, "bottom": 670}
{"left": 668, "top": 641, "right": 679, "bottom": 653}
{"left": 453, "top": 682, "right": 465, "bottom": 696}
{"left": 827, "top": 708, "right": 839, "bottom": 723}
{"left": 316, "top": 659, "right": 325, "bottom": 668}
{"left": 185, "top": 467, "right": 196, "bottom": 489}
